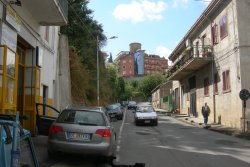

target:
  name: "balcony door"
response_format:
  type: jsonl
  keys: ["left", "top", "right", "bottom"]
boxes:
{"left": 190, "top": 90, "right": 197, "bottom": 117}
{"left": 189, "top": 76, "right": 197, "bottom": 117}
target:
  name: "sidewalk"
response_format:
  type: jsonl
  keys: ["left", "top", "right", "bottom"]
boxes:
{"left": 173, "top": 113, "right": 250, "bottom": 140}
{"left": 154, "top": 108, "right": 250, "bottom": 140}
{"left": 155, "top": 108, "right": 172, "bottom": 116}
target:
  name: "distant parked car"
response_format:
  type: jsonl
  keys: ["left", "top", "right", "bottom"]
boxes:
{"left": 134, "top": 104, "right": 158, "bottom": 126}
{"left": 106, "top": 104, "right": 123, "bottom": 120}
{"left": 121, "top": 101, "right": 128, "bottom": 107}
{"left": 115, "top": 102, "right": 122, "bottom": 109}
{"left": 47, "top": 106, "right": 116, "bottom": 161}
{"left": 137, "top": 102, "right": 151, "bottom": 106}
{"left": 127, "top": 101, "right": 137, "bottom": 110}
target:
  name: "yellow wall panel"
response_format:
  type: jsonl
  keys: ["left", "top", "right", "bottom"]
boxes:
{"left": 36, "top": 96, "right": 43, "bottom": 115}
{"left": 0, "top": 86, "right": 2, "bottom": 109}
{"left": 22, "top": 110, "right": 36, "bottom": 135}
{"left": 24, "top": 95, "right": 34, "bottom": 107}
{"left": 23, "top": 95, "right": 36, "bottom": 135}
{"left": 48, "top": 98, "right": 53, "bottom": 116}
{"left": 38, "top": 96, "right": 43, "bottom": 103}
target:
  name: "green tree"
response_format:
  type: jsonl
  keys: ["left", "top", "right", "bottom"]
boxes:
{"left": 117, "top": 77, "right": 125, "bottom": 101}
{"left": 60, "top": 0, "right": 114, "bottom": 105}
{"left": 121, "top": 83, "right": 133, "bottom": 101}
{"left": 130, "top": 79, "right": 139, "bottom": 89}
{"left": 138, "top": 74, "right": 166, "bottom": 99}
{"left": 106, "top": 66, "right": 119, "bottom": 101}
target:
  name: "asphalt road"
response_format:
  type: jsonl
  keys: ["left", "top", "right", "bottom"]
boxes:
{"left": 116, "top": 109, "right": 250, "bottom": 167}
{"left": 20, "top": 108, "right": 250, "bottom": 167}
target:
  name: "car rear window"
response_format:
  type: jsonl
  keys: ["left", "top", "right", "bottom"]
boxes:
{"left": 57, "top": 110, "right": 106, "bottom": 126}
{"left": 137, "top": 106, "right": 154, "bottom": 112}
{"left": 107, "top": 105, "right": 118, "bottom": 110}
{"left": 129, "top": 101, "right": 136, "bottom": 105}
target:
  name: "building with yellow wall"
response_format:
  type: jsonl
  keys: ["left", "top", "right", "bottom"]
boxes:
{"left": 0, "top": 0, "right": 70, "bottom": 135}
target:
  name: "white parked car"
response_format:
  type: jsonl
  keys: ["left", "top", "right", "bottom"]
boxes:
{"left": 134, "top": 105, "right": 158, "bottom": 126}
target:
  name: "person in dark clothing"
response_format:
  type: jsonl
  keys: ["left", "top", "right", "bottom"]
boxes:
{"left": 201, "top": 103, "right": 210, "bottom": 125}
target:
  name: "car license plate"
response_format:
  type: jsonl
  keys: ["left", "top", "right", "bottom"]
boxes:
{"left": 67, "top": 133, "right": 90, "bottom": 141}
{"left": 144, "top": 120, "right": 150, "bottom": 123}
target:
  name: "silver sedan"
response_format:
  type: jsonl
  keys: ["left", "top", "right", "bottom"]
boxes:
{"left": 134, "top": 105, "right": 158, "bottom": 126}
{"left": 47, "top": 106, "right": 116, "bottom": 161}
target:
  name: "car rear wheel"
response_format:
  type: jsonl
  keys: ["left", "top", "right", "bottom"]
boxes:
{"left": 98, "top": 155, "right": 116, "bottom": 165}
{"left": 107, "top": 155, "right": 116, "bottom": 165}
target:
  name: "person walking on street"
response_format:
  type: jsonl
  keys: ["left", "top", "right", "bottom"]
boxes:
{"left": 202, "top": 103, "right": 210, "bottom": 125}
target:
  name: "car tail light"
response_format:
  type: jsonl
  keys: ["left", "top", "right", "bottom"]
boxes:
{"left": 49, "top": 125, "right": 63, "bottom": 134}
{"left": 95, "top": 129, "right": 112, "bottom": 137}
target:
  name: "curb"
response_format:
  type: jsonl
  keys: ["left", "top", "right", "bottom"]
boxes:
{"left": 174, "top": 116, "right": 201, "bottom": 128}
{"left": 172, "top": 115, "right": 250, "bottom": 140}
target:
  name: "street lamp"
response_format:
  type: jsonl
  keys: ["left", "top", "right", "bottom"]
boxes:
{"left": 97, "top": 36, "right": 118, "bottom": 106}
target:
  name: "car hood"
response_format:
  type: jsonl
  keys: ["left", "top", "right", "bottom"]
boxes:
{"left": 135, "top": 112, "right": 157, "bottom": 117}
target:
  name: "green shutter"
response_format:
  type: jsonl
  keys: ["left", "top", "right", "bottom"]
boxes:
{"left": 163, "top": 96, "right": 168, "bottom": 102}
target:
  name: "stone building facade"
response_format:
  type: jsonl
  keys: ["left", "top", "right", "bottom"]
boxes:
{"left": 167, "top": 0, "right": 250, "bottom": 131}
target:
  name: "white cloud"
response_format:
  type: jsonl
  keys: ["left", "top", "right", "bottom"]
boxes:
{"left": 113, "top": 0, "right": 167, "bottom": 23}
{"left": 155, "top": 45, "right": 172, "bottom": 58}
{"left": 155, "top": 45, "right": 173, "bottom": 66}
{"left": 200, "top": 0, "right": 212, "bottom": 6}
{"left": 171, "top": 0, "right": 189, "bottom": 8}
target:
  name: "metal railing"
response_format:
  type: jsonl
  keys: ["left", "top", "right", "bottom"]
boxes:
{"left": 167, "top": 45, "right": 212, "bottom": 78}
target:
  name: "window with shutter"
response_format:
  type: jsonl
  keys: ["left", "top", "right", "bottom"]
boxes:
{"left": 220, "top": 15, "right": 228, "bottom": 40}
{"left": 212, "top": 24, "right": 218, "bottom": 45}
{"left": 204, "top": 77, "right": 209, "bottom": 96}
{"left": 222, "top": 70, "right": 230, "bottom": 92}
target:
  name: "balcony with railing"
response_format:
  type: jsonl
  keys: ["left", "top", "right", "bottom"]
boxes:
{"left": 167, "top": 45, "right": 212, "bottom": 80}
{"left": 23, "top": 0, "right": 68, "bottom": 25}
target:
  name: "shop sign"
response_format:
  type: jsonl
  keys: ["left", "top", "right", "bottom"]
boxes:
{"left": 6, "top": 7, "right": 21, "bottom": 32}
{"left": 1, "top": 23, "right": 17, "bottom": 52}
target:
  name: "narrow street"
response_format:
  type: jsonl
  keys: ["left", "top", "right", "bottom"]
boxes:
{"left": 116, "top": 110, "right": 250, "bottom": 167}
{"left": 22, "top": 109, "right": 250, "bottom": 167}
{"left": 1, "top": 1, "right": 250, "bottom": 167}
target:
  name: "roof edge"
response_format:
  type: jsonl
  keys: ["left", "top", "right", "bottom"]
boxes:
{"left": 168, "top": 0, "right": 224, "bottom": 60}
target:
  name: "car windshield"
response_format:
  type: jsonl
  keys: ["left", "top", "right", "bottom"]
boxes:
{"left": 129, "top": 101, "right": 136, "bottom": 105}
{"left": 137, "top": 106, "right": 154, "bottom": 113}
{"left": 57, "top": 110, "right": 105, "bottom": 126}
{"left": 107, "top": 104, "right": 118, "bottom": 110}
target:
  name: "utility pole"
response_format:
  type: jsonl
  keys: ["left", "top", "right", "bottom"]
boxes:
{"left": 96, "top": 36, "right": 118, "bottom": 106}
{"left": 97, "top": 36, "right": 100, "bottom": 106}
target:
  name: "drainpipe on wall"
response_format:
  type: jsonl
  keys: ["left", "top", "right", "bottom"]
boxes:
{"left": 212, "top": 43, "right": 216, "bottom": 124}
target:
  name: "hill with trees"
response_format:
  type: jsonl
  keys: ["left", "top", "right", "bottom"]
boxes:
{"left": 60, "top": 0, "right": 167, "bottom": 105}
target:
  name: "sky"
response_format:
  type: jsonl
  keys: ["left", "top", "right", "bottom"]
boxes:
{"left": 88, "top": 0, "right": 212, "bottom": 64}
